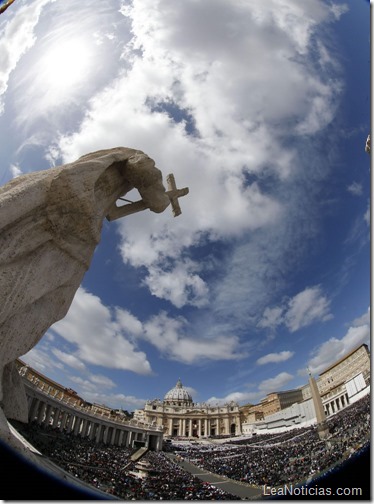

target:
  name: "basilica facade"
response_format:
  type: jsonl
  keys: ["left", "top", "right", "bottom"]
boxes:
{"left": 134, "top": 379, "right": 241, "bottom": 438}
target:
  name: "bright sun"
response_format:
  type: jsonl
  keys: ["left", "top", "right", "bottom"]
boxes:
{"left": 40, "top": 38, "right": 93, "bottom": 94}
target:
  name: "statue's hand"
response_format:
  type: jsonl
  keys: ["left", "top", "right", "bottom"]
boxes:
{"left": 126, "top": 153, "right": 170, "bottom": 213}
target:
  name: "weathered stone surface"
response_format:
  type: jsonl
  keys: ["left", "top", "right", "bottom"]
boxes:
{"left": 0, "top": 147, "right": 172, "bottom": 431}
{"left": 2, "top": 362, "right": 28, "bottom": 422}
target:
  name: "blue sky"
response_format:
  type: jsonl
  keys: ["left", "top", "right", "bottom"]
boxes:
{"left": 0, "top": 0, "right": 370, "bottom": 411}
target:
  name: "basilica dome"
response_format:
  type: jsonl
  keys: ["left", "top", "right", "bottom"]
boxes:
{"left": 164, "top": 379, "right": 193, "bottom": 405}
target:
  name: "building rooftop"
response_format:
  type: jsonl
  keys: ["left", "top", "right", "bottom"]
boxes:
{"left": 319, "top": 344, "right": 369, "bottom": 376}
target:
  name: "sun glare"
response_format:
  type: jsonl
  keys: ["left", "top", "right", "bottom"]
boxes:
{"left": 40, "top": 38, "right": 93, "bottom": 94}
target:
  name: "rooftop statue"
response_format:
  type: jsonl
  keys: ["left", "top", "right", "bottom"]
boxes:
{"left": 0, "top": 147, "right": 188, "bottom": 439}
{"left": 365, "top": 134, "right": 370, "bottom": 154}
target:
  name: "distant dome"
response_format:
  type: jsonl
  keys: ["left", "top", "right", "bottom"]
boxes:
{"left": 164, "top": 379, "right": 193, "bottom": 405}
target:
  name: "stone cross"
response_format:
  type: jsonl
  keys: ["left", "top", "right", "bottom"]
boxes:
{"left": 166, "top": 173, "right": 189, "bottom": 217}
{"left": 107, "top": 173, "right": 189, "bottom": 220}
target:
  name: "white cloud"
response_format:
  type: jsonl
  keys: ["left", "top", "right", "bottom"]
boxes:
{"left": 51, "top": 349, "right": 87, "bottom": 372}
{"left": 295, "top": 79, "right": 342, "bottom": 135}
{"left": 306, "top": 308, "right": 370, "bottom": 374}
{"left": 257, "top": 351, "right": 294, "bottom": 365}
{"left": 208, "top": 371, "right": 294, "bottom": 405}
{"left": 347, "top": 181, "right": 363, "bottom": 196}
{"left": 184, "top": 386, "right": 197, "bottom": 399}
{"left": 90, "top": 374, "right": 116, "bottom": 389}
{"left": 207, "top": 391, "right": 260, "bottom": 406}
{"left": 142, "top": 311, "right": 245, "bottom": 364}
{"left": 70, "top": 374, "right": 116, "bottom": 394}
{"left": 21, "top": 346, "right": 64, "bottom": 374}
{"left": 48, "top": 288, "right": 246, "bottom": 371}
{"left": 114, "top": 308, "right": 143, "bottom": 338}
{"left": 50, "top": 287, "right": 152, "bottom": 375}
{"left": 258, "top": 285, "right": 332, "bottom": 333}
{"left": 71, "top": 387, "right": 147, "bottom": 410}
{"left": 364, "top": 201, "right": 369, "bottom": 226}
{"left": 284, "top": 285, "right": 333, "bottom": 332}
{"left": 257, "top": 306, "right": 284, "bottom": 330}
{"left": 0, "top": 0, "right": 54, "bottom": 111}
{"left": 351, "top": 307, "right": 370, "bottom": 327}
{"left": 8, "top": 1, "right": 133, "bottom": 137}
{"left": 330, "top": 3, "right": 349, "bottom": 20}
{"left": 258, "top": 372, "right": 294, "bottom": 394}
{"left": 9, "top": 163, "right": 23, "bottom": 178}
{"left": 144, "top": 260, "right": 209, "bottom": 308}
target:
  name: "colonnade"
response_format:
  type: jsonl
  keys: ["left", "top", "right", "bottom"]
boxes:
{"left": 324, "top": 393, "right": 349, "bottom": 417}
{"left": 25, "top": 382, "right": 163, "bottom": 451}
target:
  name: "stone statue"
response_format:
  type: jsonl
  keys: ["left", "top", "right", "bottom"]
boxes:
{"left": 365, "top": 134, "right": 370, "bottom": 154}
{"left": 0, "top": 147, "right": 188, "bottom": 439}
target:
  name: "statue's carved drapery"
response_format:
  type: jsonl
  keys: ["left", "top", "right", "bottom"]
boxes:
{"left": 0, "top": 148, "right": 187, "bottom": 429}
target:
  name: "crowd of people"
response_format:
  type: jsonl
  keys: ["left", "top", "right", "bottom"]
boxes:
{"left": 10, "top": 421, "right": 238, "bottom": 500}
{"left": 128, "top": 452, "right": 238, "bottom": 500}
{"left": 176, "top": 394, "right": 370, "bottom": 487}
{"left": 10, "top": 393, "right": 369, "bottom": 499}
{"left": 229, "top": 426, "right": 312, "bottom": 446}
